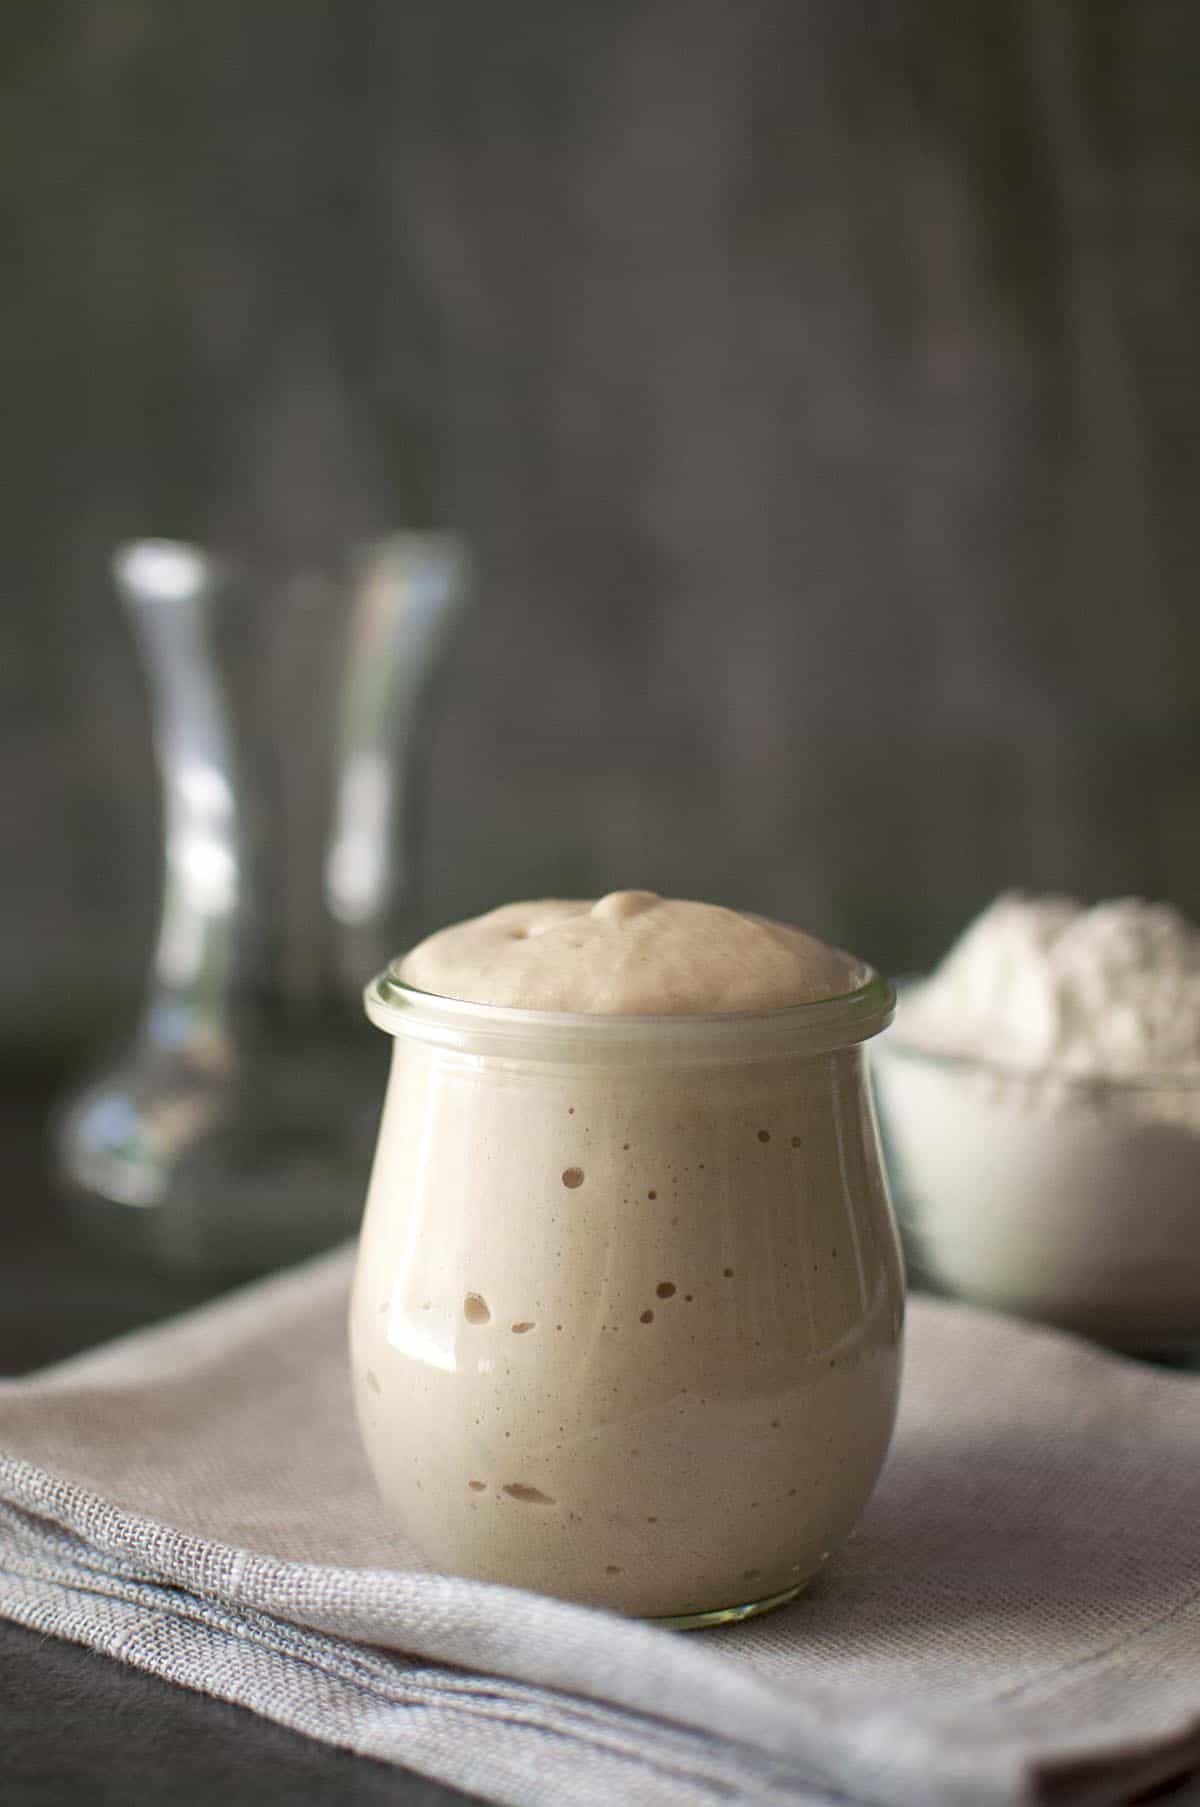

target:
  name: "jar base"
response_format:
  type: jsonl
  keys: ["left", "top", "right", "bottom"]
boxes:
{"left": 647, "top": 1576, "right": 811, "bottom": 1632}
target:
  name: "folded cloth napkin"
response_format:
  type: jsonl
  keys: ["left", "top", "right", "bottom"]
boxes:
{"left": 1, "top": 1248, "right": 1198, "bottom": 1807}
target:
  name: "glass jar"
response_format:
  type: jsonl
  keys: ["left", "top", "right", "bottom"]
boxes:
{"left": 350, "top": 961, "right": 903, "bottom": 1627}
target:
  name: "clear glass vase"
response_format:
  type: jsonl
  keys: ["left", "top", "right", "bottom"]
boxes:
{"left": 57, "top": 534, "right": 468, "bottom": 1278}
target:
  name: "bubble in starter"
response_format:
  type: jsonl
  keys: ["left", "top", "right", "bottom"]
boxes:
{"left": 591, "top": 890, "right": 656, "bottom": 922}
{"left": 562, "top": 1167, "right": 585, "bottom": 1189}
{"left": 463, "top": 1292, "right": 491, "bottom": 1325}
{"left": 656, "top": 1281, "right": 676, "bottom": 1299}
{"left": 502, "top": 1483, "right": 556, "bottom": 1505}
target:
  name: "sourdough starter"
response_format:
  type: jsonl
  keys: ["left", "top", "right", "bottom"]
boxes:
{"left": 350, "top": 893, "right": 903, "bottom": 1618}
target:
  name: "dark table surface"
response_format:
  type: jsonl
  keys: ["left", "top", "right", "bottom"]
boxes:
{"left": 0, "top": 1066, "right": 478, "bottom": 1806}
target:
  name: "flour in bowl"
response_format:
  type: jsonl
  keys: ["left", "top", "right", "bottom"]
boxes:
{"left": 873, "top": 893, "right": 1200, "bottom": 1351}
{"left": 900, "top": 892, "right": 1200, "bottom": 1079}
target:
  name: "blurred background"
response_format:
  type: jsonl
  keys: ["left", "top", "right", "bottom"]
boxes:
{"left": 4, "top": 0, "right": 1200, "bottom": 1073}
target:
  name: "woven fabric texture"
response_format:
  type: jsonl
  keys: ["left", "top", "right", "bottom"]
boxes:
{"left": 1, "top": 1247, "right": 1198, "bottom": 1807}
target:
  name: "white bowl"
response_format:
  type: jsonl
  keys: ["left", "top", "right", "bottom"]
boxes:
{"left": 871, "top": 1030, "right": 1200, "bottom": 1355}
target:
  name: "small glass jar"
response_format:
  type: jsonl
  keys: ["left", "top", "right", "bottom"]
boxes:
{"left": 350, "top": 961, "right": 903, "bottom": 1627}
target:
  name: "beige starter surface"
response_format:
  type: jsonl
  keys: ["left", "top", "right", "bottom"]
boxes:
{"left": 396, "top": 890, "right": 860, "bottom": 1013}
{"left": 351, "top": 892, "right": 903, "bottom": 1619}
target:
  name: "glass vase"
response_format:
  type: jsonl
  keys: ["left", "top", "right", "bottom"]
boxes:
{"left": 57, "top": 534, "right": 468, "bottom": 1278}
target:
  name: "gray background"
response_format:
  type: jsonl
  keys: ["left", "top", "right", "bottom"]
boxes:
{"left": 5, "top": 1, "right": 1200, "bottom": 1060}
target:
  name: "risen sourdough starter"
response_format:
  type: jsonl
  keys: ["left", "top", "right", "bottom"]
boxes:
{"left": 350, "top": 893, "right": 903, "bottom": 1618}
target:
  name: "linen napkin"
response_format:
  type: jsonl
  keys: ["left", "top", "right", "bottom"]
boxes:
{"left": 1, "top": 1247, "right": 1198, "bottom": 1807}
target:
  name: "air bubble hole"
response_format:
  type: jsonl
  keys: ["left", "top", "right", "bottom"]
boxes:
{"left": 502, "top": 1483, "right": 556, "bottom": 1506}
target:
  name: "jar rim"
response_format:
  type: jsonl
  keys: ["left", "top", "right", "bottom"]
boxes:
{"left": 364, "top": 960, "right": 894, "bottom": 1061}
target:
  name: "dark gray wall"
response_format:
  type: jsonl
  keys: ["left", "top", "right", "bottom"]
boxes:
{"left": 5, "top": 2, "right": 1200, "bottom": 1055}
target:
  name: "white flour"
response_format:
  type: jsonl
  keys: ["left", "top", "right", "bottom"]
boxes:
{"left": 872, "top": 893, "right": 1200, "bottom": 1350}
{"left": 900, "top": 892, "right": 1200, "bottom": 1080}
